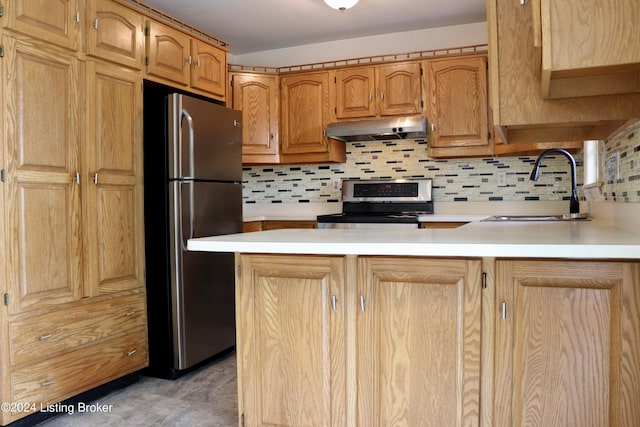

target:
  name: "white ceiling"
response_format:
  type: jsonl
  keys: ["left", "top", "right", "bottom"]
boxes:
{"left": 140, "top": 0, "right": 487, "bottom": 55}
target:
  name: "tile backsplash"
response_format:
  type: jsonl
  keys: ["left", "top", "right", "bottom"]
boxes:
{"left": 243, "top": 139, "right": 586, "bottom": 205}
{"left": 601, "top": 120, "right": 640, "bottom": 203}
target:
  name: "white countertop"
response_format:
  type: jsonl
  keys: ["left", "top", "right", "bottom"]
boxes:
{"left": 188, "top": 219, "right": 640, "bottom": 259}
{"left": 242, "top": 201, "right": 573, "bottom": 223}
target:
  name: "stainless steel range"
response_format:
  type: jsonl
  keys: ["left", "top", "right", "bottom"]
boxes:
{"left": 317, "top": 179, "right": 433, "bottom": 229}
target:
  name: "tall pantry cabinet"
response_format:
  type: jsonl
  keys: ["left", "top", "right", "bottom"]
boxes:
{"left": 0, "top": 0, "right": 148, "bottom": 424}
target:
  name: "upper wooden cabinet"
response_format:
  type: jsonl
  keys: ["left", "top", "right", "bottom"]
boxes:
{"left": 1, "top": 0, "right": 82, "bottom": 51}
{"left": 280, "top": 72, "right": 345, "bottom": 164}
{"left": 533, "top": 0, "right": 640, "bottom": 99}
{"left": 425, "top": 56, "right": 491, "bottom": 158}
{"left": 85, "top": 0, "right": 145, "bottom": 69}
{"left": 231, "top": 72, "right": 280, "bottom": 164}
{"left": 145, "top": 20, "right": 190, "bottom": 86}
{"left": 145, "top": 20, "right": 227, "bottom": 101}
{"left": 334, "top": 62, "right": 422, "bottom": 119}
{"left": 494, "top": 260, "right": 640, "bottom": 427}
{"left": 487, "top": 0, "right": 640, "bottom": 144}
{"left": 189, "top": 39, "right": 227, "bottom": 98}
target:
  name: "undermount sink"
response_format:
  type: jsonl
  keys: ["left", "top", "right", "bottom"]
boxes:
{"left": 483, "top": 213, "right": 590, "bottom": 222}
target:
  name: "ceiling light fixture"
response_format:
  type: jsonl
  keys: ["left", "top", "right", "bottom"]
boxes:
{"left": 324, "top": 0, "right": 359, "bottom": 12}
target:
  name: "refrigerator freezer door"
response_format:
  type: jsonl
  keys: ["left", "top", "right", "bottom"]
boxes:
{"left": 169, "top": 181, "right": 242, "bottom": 369}
{"left": 168, "top": 93, "right": 242, "bottom": 182}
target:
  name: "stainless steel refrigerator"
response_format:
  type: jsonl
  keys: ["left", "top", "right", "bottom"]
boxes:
{"left": 143, "top": 85, "right": 242, "bottom": 379}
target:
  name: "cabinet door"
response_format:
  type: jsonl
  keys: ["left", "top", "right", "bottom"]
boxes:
{"left": 146, "top": 20, "right": 190, "bottom": 86}
{"left": 84, "top": 61, "right": 145, "bottom": 296}
{"left": 190, "top": 39, "right": 227, "bottom": 99}
{"left": 2, "top": 37, "right": 83, "bottom": 314}
{"left": 335, "top": 67, "right": 376, "bottom": 119}
{"left": 237, "top": 255, "right": 346, "bottom": 427}
{"left": 231, "top": 73, "right": 279, "bottom": 162}
{"left": 85, "top": 0, "right": 144, "bottom": 70}
{"left": 488, "top": 0, "right": 640, "bottom": 143}
{"left": 280, "top": 72, "right": 332, "bottom": 156}
{"left": 427, "top": 56, "right": 490, "bottom": 154}
{"left": 357, "top": 257, "right": 482, "bottom": 427}
{"left": 2, "top": 0, "right": 81, "bottom": 51}
{"left": 494, "top": 260, "right": 640, "bottom": 427}
{"left": 376, "top": 62, "right": 422, "bottom": 116}
{"left": 538, "top": 0, "right": 640, "bottom": 98}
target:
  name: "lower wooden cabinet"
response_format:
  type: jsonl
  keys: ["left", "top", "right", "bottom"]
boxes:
{"left": 236, "top": 255, "right": 346, "bottom": 427}
{"left": 237, "top": 255, "right": 640, "bottom": 427}
{"left": 243, "top": 220, "right": 317, "bottom": 233}
{"left": 1, "top": 291, "right": 148, "bottom": 425}
{"left": 10, "top": 329, "right": 147, "bottom": 405}
{"left": 236, "top": 254, "right": 482, "bottom": 426}
{"left": 494, "top": 259, "right": 640, "bottom": 427}
{"left": 356, "top": 257, "right": 482, "bottom": 426}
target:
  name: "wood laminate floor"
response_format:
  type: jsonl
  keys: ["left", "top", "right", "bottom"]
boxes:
{"left": 37, "top": 352, "right": 238, "bottom": 427}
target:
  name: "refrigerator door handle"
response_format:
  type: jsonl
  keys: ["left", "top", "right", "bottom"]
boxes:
{"left": 181, "top": 108, "right": 195, "bottom": 179}
{"left": 178, "top": 182, "right": 196, "bottom": 252}
{"left": 187, "top": 181, "right": 195, "bottom": 243}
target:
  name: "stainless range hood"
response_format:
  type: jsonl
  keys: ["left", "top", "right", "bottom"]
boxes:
{"left": 325, "top": 116, "right": 428, "bottom": 142}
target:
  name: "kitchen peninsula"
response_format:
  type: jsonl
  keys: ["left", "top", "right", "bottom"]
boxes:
{"left": 188, "top": 219, "right": 640, "bottom": 427}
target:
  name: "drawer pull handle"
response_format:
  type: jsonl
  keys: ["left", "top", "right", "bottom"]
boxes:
{"left": 41, "top": 381, "right": 55, "bottom": 387}
{"left": 125, "top": 311, "right": 136, "bottom": 317}
{"left": 127, "top": 350, "right": 137, "bottom": 357}
{"left": 40, "top": 334, "right": 52, "bottom": 341}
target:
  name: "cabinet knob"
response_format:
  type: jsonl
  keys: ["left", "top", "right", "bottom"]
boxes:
{"left": 39, "top": 334, "right": 52, "bottom": 341}
{"left": 93, "top": 18, "right": 99, "bottom": 30}
{"left": 127, "top": 350, "right": 137, "bottom": 357}
{"left": 41, "top": 381, "right": 55, "bottom": 387}
{"left": 92, "top": 172, "right": 99, "bottom": 184}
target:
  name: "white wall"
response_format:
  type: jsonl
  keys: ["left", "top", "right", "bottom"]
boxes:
{"left": 229, "top": 22, "right": 487, "bottom": 67}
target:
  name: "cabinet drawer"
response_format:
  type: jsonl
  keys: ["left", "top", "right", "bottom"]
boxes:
{"left": 9, "top": 293, "right": 147, "bottom": 367}
{"left": 10, "top": 329, "right": 148, "bottom": 407}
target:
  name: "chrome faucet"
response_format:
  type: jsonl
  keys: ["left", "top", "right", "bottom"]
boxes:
{"left": 530, "top": 148, "right": 580, "bottom": 214}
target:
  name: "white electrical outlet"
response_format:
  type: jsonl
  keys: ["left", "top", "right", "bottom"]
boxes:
{"left": 497, "top": 171, "right": 508, "bottom": 187}
{"left": 331, "top": 178, "right": 341, "bottom": 191}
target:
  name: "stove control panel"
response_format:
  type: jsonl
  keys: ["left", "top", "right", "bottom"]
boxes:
{"left": 342, "top": 179, "right": 432, "bottom": 203}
